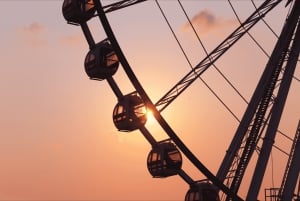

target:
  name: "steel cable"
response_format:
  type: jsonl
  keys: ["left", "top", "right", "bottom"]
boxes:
{"left": 227, "top": 0, "right": 295, "bottom": 150}
{"left": 250, "top": 0, "right": 300, "bottom": 81}
{"left": 155, "top": 0, "right": 241, "bottom": 122}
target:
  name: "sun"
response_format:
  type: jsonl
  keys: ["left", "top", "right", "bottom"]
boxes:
{"left": 146, "top": 110, "right": 156, "bottom": 125}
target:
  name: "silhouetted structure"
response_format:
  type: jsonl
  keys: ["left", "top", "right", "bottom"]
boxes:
{"left": 185, "top": 181, "right": 220, "bottom": 201}
{"left": 84, "top": 39, "right": 119, "bottom": 80}
{"left": 113, "top": 92, "right": 147, "bottom": 132}
{"left": 147, "top": 140, "right": 182, "bottom": 178}
{"left": 62, "top": 0, "right": 299, "bottom": 200}
{"left": 216, "top": 2, "right": 300, "bottom": 200}
{"left": 62, "top": 0, "right": 95, "bottom": 25}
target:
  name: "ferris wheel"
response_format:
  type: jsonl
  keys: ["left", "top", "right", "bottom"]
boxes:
{"left": 62, "top": 0, "right": 300, "bottom": 200}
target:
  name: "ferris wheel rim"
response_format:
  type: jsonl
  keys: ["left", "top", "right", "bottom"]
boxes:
{"left": 93, "top": 0, "right": 243, "bottom": 200}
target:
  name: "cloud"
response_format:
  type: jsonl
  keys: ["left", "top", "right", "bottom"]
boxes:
{"left": 182, "top": 9, "right": 237, "bottom": 35}
{"left": 17, "top": 22, "right": 86, "bottom": 48}
{"left": 17, "top": 22, "right": 48, "bottom": 46}
{"left": 22, "top": 22, "right": 45, "bottom": 34}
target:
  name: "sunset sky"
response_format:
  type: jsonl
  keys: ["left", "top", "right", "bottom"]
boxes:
{"left": 0, "top": 0, "right": 299, "bottom": 200}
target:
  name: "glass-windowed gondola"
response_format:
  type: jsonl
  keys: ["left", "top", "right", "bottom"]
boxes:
{"left": 113, "top": 92, "right": 147, "bottom": 132}
{"left": 147, "top": 140, "right": 182, "bottom": 178}
{"left": 62, "top": 0, "right": 95, "bottom": 24}
{"left": 85, "top": 39, "right": 119, "bottom": 80}
{"left": 185, "top": 181, "right": 220, "bottom": 201}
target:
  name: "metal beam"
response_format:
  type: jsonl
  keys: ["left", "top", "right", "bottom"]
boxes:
{"left": 102, "top": 0, "right": 147, "bottom": 13}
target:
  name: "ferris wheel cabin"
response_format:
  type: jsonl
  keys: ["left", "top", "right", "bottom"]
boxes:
{"left": 113, "top": 92, "right": 147, "bottom": 132}
{"left": 62, "top": 0, "right": 95, "bottom": 24}
{"left": 147, "top": 140, "right": 182, "bottom": 178}
{"left": 185, "top": 182, "right": 220, "bottom": 201}
{"left": 84, "top": 40, "right": 119, "bottom": 80}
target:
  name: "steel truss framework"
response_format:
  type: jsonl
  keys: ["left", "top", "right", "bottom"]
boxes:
{"left": 217, "top": 2, "right": 300, "bottom": 200}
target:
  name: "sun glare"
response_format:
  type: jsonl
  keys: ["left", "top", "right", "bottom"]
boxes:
{"left": 146, "top": 110, "right": 156, "bottom": 125}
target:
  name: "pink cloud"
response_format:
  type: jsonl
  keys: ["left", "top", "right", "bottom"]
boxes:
{"left": 22, "top": 22, "right": 45, "bottom": 34}
{"left": 182, "top": 9, "right": 237, "bottom": 35}
{"left": 17, "top": 22, "right": 48, "bottom": 46}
